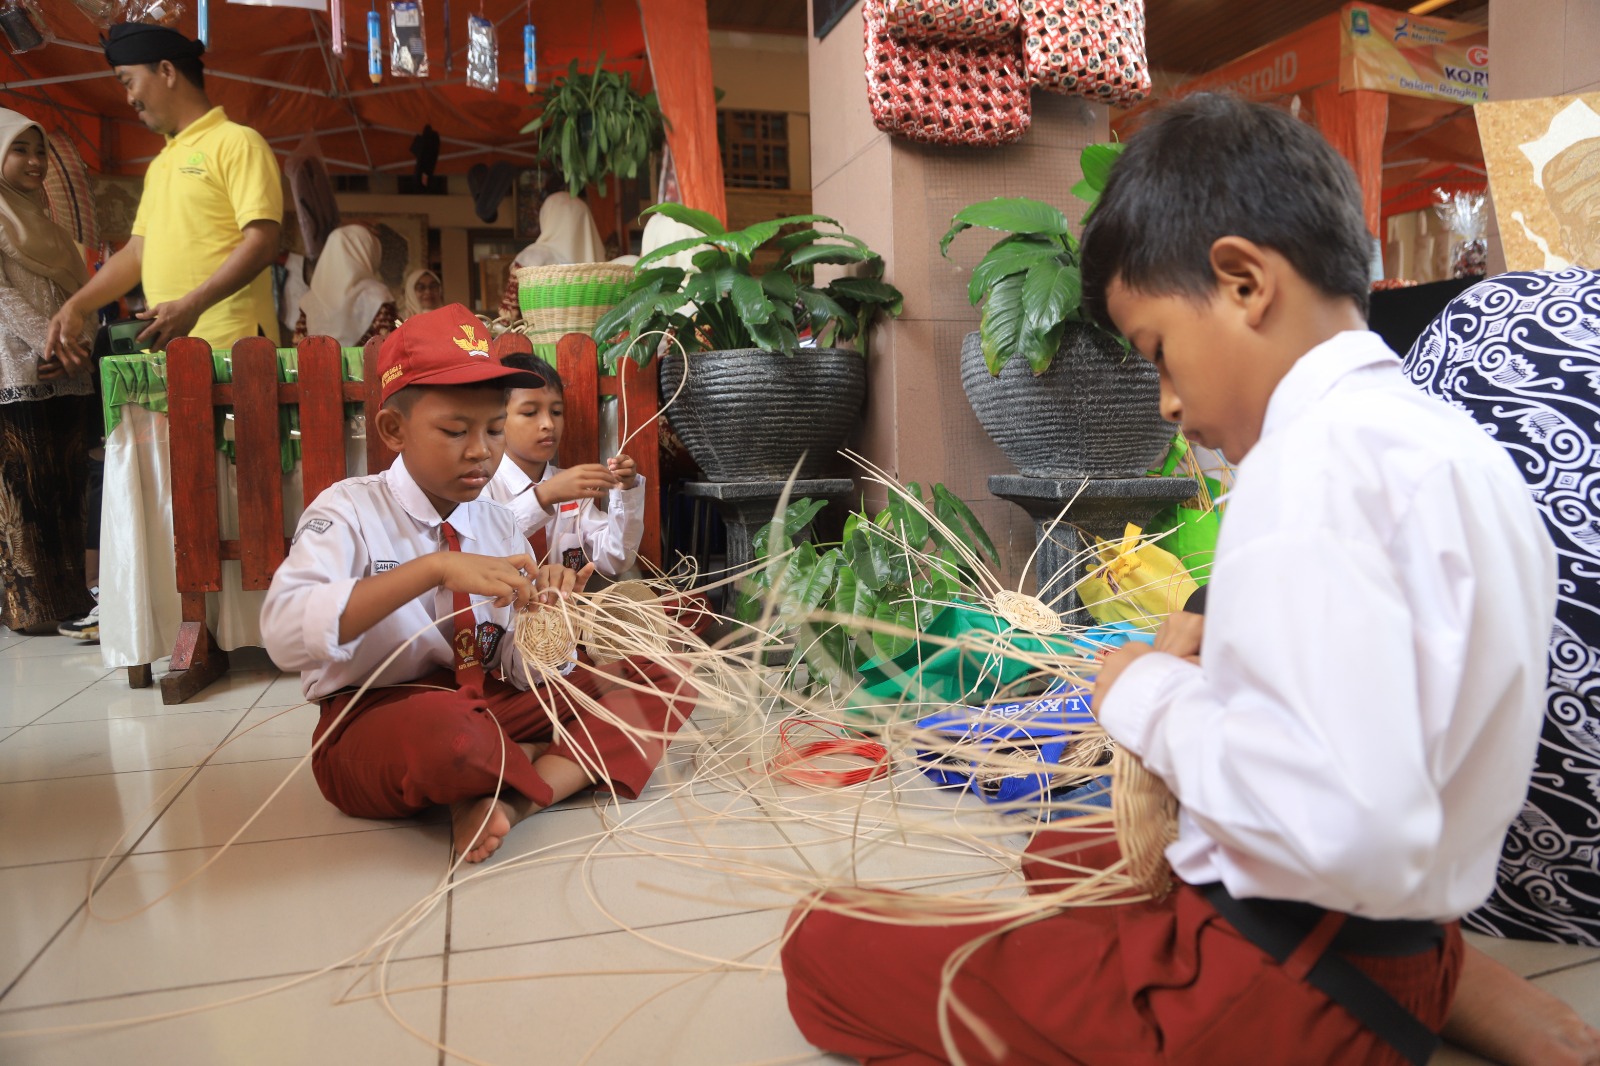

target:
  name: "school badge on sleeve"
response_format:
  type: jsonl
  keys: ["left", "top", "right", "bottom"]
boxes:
{"left": 475, "top": 621, "right": 506, "bottom": 663}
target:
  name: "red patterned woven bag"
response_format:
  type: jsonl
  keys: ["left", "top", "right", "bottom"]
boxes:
{"left": 864, "top": 0, "right": 1031, "bottom": 148}
{"left": 883, "top": 0, "right": 1021, "bottom": 43}
{"left": 1020, "top": 0, "right": 1151, "bottom": 106}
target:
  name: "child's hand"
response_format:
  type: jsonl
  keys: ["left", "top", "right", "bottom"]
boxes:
{"left": 1153, "top": 610, "right": 1204, "bottom": 660}
{"left": 530, "top": 562, "right": 596, "bottom": 606}
{"left": 436, "top": 551, "right": 538, "bottom": 609}
{"left": 535, "top": 464, "right": 618, "bottom": 507}
{"left": 1091, "top": 643, "right": 1156, "bottom": 719}
{"left": 607, "top": 453, "right": 639, "bottom": 489}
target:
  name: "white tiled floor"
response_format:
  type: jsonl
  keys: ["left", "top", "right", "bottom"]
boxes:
{"left": 0, "top": 632, "right": 1595, "bottom": 1065}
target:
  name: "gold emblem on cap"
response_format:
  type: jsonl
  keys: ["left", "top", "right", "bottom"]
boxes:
{"left": 454, "top": 324, "right": 490, "bottom": 355}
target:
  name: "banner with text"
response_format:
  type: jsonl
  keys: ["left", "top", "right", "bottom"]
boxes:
{"left": 1340, "top": 4, "right": 1488, "bottom": 105}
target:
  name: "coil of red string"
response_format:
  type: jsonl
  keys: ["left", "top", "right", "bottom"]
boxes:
{"left": 770, "top": 718, "right": 891, "bottom": 788}
{"left": 863, "top": 0, "right": 1032, "bottom": 148}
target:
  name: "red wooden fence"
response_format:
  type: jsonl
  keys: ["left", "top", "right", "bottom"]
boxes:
{"left": 155, "top": 331, "right": 660, "bottom": 702}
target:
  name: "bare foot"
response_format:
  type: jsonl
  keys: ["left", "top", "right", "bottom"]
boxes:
{"left": 1445, "top": 943, "right": 1600, "bottom": 1066}
{"left": 450, "top": 796, "right": 515, "bottom": 864}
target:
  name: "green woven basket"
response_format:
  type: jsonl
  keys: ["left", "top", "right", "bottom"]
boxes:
{"left": 516, "top": 262, "right": 634, "bottom": 347}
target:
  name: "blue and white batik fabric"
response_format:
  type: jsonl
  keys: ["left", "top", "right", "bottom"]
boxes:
{"left": 1404, "top": 267, "right": 1600, "bottom": 945}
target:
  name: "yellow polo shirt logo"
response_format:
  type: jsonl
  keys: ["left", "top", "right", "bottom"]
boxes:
{"left": 180, "top": 150, "right": 207, "bottom": 176}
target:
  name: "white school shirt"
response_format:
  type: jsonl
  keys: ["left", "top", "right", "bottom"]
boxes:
{"left": 260, "top": 455, "right": 542, "bottom": 701}
{"left": 1099, "top": 330, "right": 1557, "bottom": 922}
{"left": 484, "top": 458, "right": 645, "bottom": 577}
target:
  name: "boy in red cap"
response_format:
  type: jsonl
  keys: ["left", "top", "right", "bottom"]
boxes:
{"left": 261, "top": 304, "right": 697, "bottom": 863}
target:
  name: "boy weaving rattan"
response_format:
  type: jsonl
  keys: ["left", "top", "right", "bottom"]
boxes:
{"left": 780, "top": 94, "right": 1600, "bottom": 1066}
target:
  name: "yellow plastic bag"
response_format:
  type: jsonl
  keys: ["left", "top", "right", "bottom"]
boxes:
{"left": 1078, "top": 523, "right": 1198, "bottom": 629}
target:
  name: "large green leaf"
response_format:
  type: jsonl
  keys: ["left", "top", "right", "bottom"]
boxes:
{"left": 730, "top": 274, "right": 774, "bottom": 327}
{"left": 775, "top": 227, "right": 865, "bottom": 255}
{"left": 1019, "top": 258, "right": 1080, "bottom": 372}
{"left": 882, "top": 484, "right": 930, "bottom": 551}
{"left": 827, "top": 276, "right": 904, "bottom": 316}
{"left": 978, "top": 273, "right": 1026, "bottom": 375}
{"left": 968, "top": 238, "right": 1063, "bottom": 306}
{"left": 640, "top": 201, "right": 727, "bottom": 237}
{"left": 797, "top": 289, "right": 852, "bottom": 336}
{"left": 760, "top": 270, "right": 798, "bottom": 305}
{"left": 784, "top": 243, "right": 874, "bottom": 271}
{"left": 940, "top": 198, "right": 1071, "bottom": 257}
{"left": 751, "top": 497, "right": 827, "bottom": 558}
{"left": 1071, "top": 142, "right": 1125, "bottom": 207}
{"left": 844, "top": 528, "right": 893, "bottom": 591}
{"left": 636, "top": 234, "right": 719, "bottom": 270}
{"left": 933, "top": 485, "right": 1000, "bottom": 568}
{"left": 782, "top": 549, "right": 839, "bottom": 624}
{"left": 871, "top": 597, "right": 918, "bottom": 658}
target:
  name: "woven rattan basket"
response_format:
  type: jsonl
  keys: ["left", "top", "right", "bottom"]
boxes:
{"left": 516, "top": 262, "right": 635, "bottom": 346}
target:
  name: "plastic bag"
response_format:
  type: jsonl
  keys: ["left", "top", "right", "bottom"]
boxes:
{"left": 120, "top": 0, "right": 186, "bottom": 24}
{"left": 466, "top": 14, "right": 498, "bottom": 92}
{"left": 0, "top": 0, "right": 45, "bottom": 53}
{"left": 68, "top": 0, "right": 119, "bottom": 28}
{"left": 1433, "top": 189, "right": 1488, "bottom": 279}
{"left": 389, "top": 0, "right": 429, "bottom": 78}
{"left": 1077, "top": 523, "right": 1198, "bottom": 629}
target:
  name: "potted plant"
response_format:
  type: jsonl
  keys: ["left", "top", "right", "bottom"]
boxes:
{"left": 940, "top": 142, "right": 1171, "bottom": 479}
{"left": 520, "top": 58, "right": 666, "bottom": 197}
{"left": 737, "top": 485, "right": 1002, "bottom": 698}
{"left": 594, "top": 204, "right": 903, "bottom": 481}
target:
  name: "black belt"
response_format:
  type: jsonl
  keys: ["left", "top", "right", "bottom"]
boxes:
{"left": 1199, "top": 883, "right": 1445, "bottom": 1065}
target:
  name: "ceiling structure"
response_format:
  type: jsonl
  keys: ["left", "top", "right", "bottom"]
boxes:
{"left": 9, "top": 1, "right": 649, "bottom": 177}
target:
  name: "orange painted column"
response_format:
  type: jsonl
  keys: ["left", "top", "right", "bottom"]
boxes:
{"left": 638, "top": 0, "right": 728, "bottom": 224}
{"left": 1311, "top": 85, "right": 1388, "bottom": 238}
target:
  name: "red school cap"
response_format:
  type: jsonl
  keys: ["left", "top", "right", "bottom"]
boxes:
{"left": 376, "top": 303, "right": 546, "bottom": 403}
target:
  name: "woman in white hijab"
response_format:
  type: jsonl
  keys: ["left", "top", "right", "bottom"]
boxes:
{"left": 398, "top": 267, "right": 443, "bottom": 321}
{"left": 293, "top": 225, "right": 397, "bottom": 346}
{"left": 496, "top": 191, "right": 607, "bottom": 321}
{"left": 0, "top": 109, "right": 97, "bottom": 632}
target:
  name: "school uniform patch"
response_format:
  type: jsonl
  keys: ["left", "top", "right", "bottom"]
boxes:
{"left": 559, "top": 502, "right": 580, "bottom": 513}
{"left": 475, "top": 621, "right": 505, "bottom": 662}
{"left": 373, "top": 559, "right": 398, "bottom": 573}
{"left": 295, "top": 518, "right": 334, "bottom": 542}
{"left": 562, "top": 547, "right": 587, "bottom": 572}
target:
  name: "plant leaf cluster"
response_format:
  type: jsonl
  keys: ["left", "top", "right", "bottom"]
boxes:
{"left": 520, "top": 58, "right": 667, "bottom": 197}
{"left": 938, "top": 141, "right": 1126, "bottom": 376}
{"left": 736, "top": 485, "right": 1000, "bottom": 692}
{"left": 594, "top": 204, "right": 904, "bottom": 368}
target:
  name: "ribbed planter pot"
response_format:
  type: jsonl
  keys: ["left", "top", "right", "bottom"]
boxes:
{"left": 659, "top": 347, "right": 865, "bottom": 481}
{"left": 960, "top": 326, "right": 1172, "bottom": 478}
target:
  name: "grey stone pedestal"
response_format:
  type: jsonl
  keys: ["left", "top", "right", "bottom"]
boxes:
{"left": 681, "top": 479, "right": 856, "bottom": 575}
{"left": 989, "top": 475, "right": 1198, "bottom": 623}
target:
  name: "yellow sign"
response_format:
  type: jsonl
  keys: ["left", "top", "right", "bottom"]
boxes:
{"left": 1340, "top": 4, "right": 1488, "bottom": 104}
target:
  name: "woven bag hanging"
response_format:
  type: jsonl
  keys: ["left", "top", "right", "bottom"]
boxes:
{"left": 884, "top": 0, "right": 1021, "bottom": 43}
{"left": 1020, "top": 0, "right": 1151, "bottom": 106}
{"left": 864, "top": 0, "right": 1032, "bottom": 148}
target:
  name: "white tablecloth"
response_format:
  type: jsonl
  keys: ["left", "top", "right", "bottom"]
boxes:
{"left": 100, "top": 405, "right": 365, "bottom": 669}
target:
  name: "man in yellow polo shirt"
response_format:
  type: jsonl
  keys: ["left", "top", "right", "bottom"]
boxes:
{"left": 45, "top": 23, "right": 281, "bottom": 370}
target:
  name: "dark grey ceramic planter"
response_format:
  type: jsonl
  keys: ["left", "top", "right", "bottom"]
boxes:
{"left": 960, "top": 326, "right": 1172, "bottom": 478}
{"left": 659, "top": 347, "right": 865, "bottom": 481}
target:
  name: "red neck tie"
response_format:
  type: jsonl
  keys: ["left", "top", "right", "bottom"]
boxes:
{"left": 438, "top": 521, "right": 485, "bottom": 687}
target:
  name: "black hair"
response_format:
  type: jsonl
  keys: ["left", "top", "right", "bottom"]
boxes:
{"left": 382, "top": 382, "right": 510, "bottom": 415}
{"left": 148, "top": 55, "right": 204, "bottom": 90}
{"left": 1080, "top": 93, "right": 1373, "bottom": 328}
{"left": 499, "top": 352, "right": 563, "bottom": 396}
